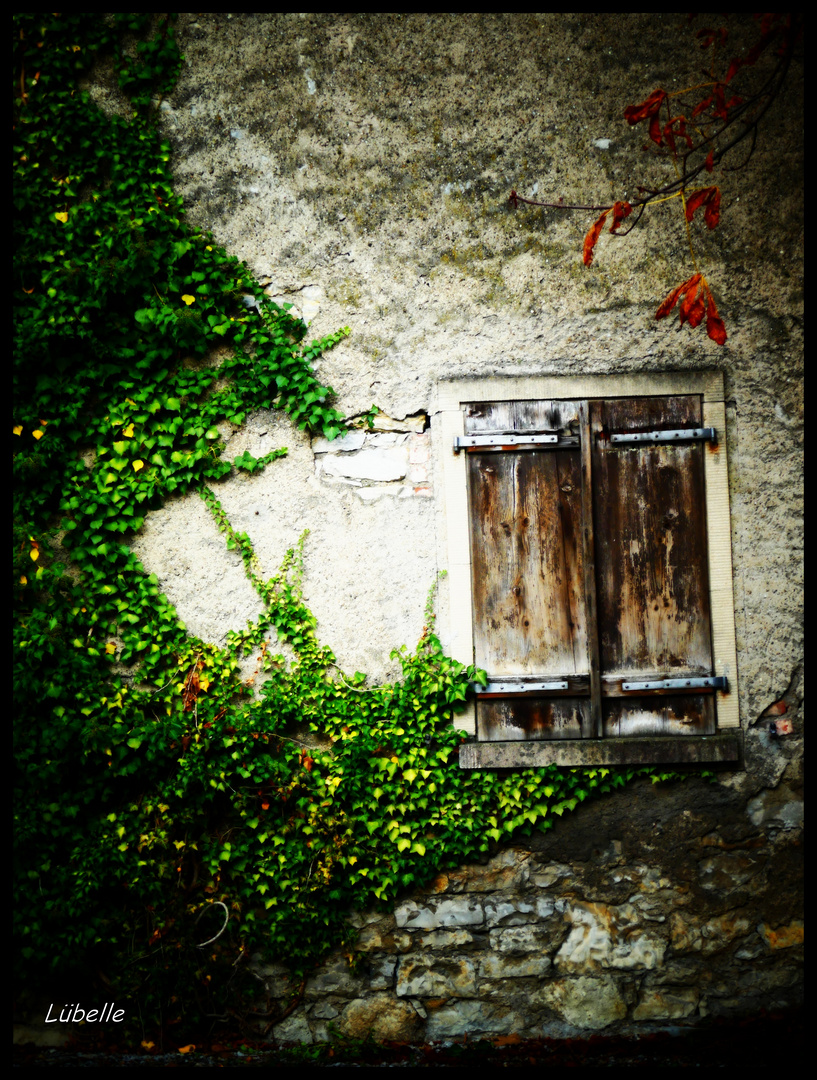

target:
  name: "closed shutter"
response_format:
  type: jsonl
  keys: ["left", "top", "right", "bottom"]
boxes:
{"left": 464, "top": 395, "right": 719, "bottom": 742}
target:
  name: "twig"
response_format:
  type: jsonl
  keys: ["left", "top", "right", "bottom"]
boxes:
{"left": 195, "top": 900, "right": 230, "bottom": 948}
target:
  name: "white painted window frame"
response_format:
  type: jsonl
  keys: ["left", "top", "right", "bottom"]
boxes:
{"left": 434, "top": 371, "right": 739, "bottom": 738}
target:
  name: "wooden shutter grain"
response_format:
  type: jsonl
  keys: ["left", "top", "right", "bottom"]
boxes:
{"left": 464, "top": 395, "right": 717, "bottom": 742}
{"left": 465, "top": 420, "right": 593, "bottom": 740}
{"left": 590, "top": 395, "right": 715, "bottom": 736}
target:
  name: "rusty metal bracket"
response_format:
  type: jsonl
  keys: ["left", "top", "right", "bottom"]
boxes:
{"left": 610, "top": 427, "right": 716, "bottom": 446}
{"left": 621, "top": 676, "right": 728, "bottom": 691}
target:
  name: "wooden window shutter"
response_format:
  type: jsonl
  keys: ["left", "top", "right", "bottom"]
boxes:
{"left": 465, "top": 395, "right": 720, "bottom": 744}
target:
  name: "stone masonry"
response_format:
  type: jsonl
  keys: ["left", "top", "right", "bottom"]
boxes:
{"left": 254, "top": 775, "right": 802, "bottom": 1043}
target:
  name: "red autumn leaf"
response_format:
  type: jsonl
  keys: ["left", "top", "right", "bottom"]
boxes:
{"left": 685, "top": 187, "right": 721, "bottom": 229}
{"left": 691, "top": 94, "right": 714, "bottom": 120}
{"left": 679, "top": 281, "right": 706, "bottom": 327}
{"left": 624, "top": 88, "right": 668, "bottom": 145}
{"left": 583, "top": 209, "right": 609, "bottom": 266}
{"left": 703, "top": 188, "right": 721, "bottom": 229}
{"left": 710, "top": 83, "right": 743, "bottom": 120}
{"left": 182, "top": 658, "right": 204, "bottom": 712}
{"left": 655, "top": 274, "right": 701, "bottom": 320}
{"left": 704, "top": 149, "right": 715, "bottom": 173}
{"left": 624, "top": 88, "right": 667, "bottom": 124}
{"left": 608, "top": 201, "right": 632, "bottom": 234}
{"left": 704, "top": 289, "right": 727, "bottom": 344}
{"left": 662, "top": 116, "right": 694, "bottom": 154}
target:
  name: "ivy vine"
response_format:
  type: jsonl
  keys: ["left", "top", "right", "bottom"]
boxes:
{"left": 13, "top": 14, "right": 687, "bottom": 1039}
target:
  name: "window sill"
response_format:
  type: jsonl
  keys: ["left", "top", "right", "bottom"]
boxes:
{"left": 458, "top": 733, "right": 742, "bottom": 769}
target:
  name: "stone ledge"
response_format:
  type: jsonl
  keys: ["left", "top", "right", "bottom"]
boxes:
{"left": 459, "top": 733, "right": 742, "bottom": 769}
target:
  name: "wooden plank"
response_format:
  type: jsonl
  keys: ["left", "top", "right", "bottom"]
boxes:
{"left": 467, "top": 447, "right": 586, "bottom": 681}
{"left": 602, "top": 694, "right": 716, "bottom": 737}
{"left": 459, "top": 733, "right": 741, "bottom": 769}
{"left": 464, "top": 398, "right": 581, "bottom": 435}
{"left": 477, "top": 697, "right": 590, "bottom": 741}
{"left": 436, "top": 372, "right": 722, "bottom": 413}
{"left": 579, "top": 400, "right": 603, "bottom": 738}
{"left": 702, "top": 397, "right": 740, "bottom": 729}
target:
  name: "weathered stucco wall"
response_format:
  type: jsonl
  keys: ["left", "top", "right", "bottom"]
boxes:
{"left": 92, "top": 13, "right": 801, "bottom": 1039}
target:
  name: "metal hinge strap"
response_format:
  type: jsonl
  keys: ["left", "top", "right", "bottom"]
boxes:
{"left": 475, "top": 679, "right": 570, "bottom": 695}
{"left": 455, "top": 434, "right": 558, "bottom": 451}
{"left": 610, "top": 427, "right": 716, "bottom": 446}
{"left": 621, "top": 676, "right": 728, "bottom": 691}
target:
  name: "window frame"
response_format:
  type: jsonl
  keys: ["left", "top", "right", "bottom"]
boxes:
{"left": 435, "top": 371, "right": 740, "bottom": 769}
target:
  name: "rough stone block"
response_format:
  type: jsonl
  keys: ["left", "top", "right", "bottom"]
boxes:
{"left": 484, "top": 898, "right": 537, "bottom": 926}
{"left": 478, "top": 954, "right": 552, "bottom": 979}
{"left": 539, "top": 975, "right": 627, "bottom": 1031}
{"left": 339, "top": 995, "right": 422, "bottom": 1042}
{"left": 320, "top": 446, "right": 409, "bottom": 481}
{"left": 425, "top": 998, "right": 519, "bottom": 1038}
{"left": 633, "top": 986, "right": 699, "bottom": 1020}
{"left": 757, "top": 920, "right": 804, "bottom": 950}
{"left": 396, "top": 954, "right": 477, "bottom": 997}
{"left": 670, "top": 911, "right": 753, "bottom": 955}
{"left": 273, "top": 1011, "right": 313, "bottom": 1045}
{"left": 395, "top": 897, "right": 484, "bottom": 929}
{"left": 489, "top": 925, "right": 554, "bottom": 954}
{"left": 555, "top": 901, "right": 666, "bottom": 972}
{"left": 312, "top": 431, "right": 366, "bottom": 454}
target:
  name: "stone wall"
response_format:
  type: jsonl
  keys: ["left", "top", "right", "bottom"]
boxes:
{"left": 87, "top": 13, "right": 801, "bottom": 1039}
{"left": 256, "top": 773, "right": 802, "bottom": 1043}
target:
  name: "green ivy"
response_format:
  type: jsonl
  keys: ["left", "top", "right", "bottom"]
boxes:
{"left": 13, "top": 13, "right": 692, "bottom": 1039}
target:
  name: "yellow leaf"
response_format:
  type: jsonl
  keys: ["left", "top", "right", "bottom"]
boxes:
{"left": 181, "top": 294, "right": 195, "bottom": 306}
{"left": 13, "top": 425, "right": 23, "bottom": 436}
{"left": 71, "top": 45, "right": 81, "bottom": 52}
{"left": 132, "top": 459, "right": 144, "bottom": 472}
{"left": 32, "top": 429, "right": 44, "bottom": 440}
{"left": 141, "top": 1041, "right": 155, "bottom": 1051}
{"left": 30, "top": 548, "right": 40, "bottom": 562}
{"left": 55, "top": 212, "right": 68, "bottom": 223}
{"left": 105, "top": 642, "right": 117, "bottom": 654}
{"left": 122, "top": 424, "right": 135, "bottom": 437}
{"left": 20, "top": 576, "right": 27, "bottom": 586}
{"left": 177, "top": 1045, "right": 196, "bottom": 1055}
